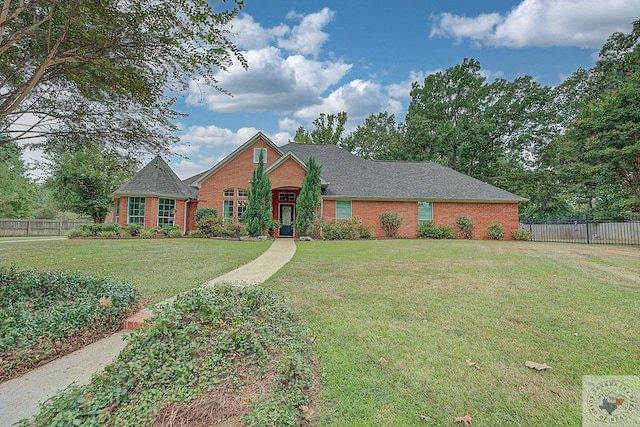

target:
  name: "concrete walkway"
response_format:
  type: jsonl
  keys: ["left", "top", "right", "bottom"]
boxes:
{"left": 0, "top": 239, "right": 297, "bottom": 427}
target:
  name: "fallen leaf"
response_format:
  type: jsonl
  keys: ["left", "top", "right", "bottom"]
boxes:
{"left": 420, "top": 415, "right": 431, "bottom": 422}
{"left": 572, "top": 333, "right": 579, "bottom": 337}
{"left": 98, "top": 296, "right": 112, "bottom": 308}
{"left": 465, "top": 358, "right": 481, "bottom": 370}
{"left": 84, "top": 393, "right": 92, "bottom": 400}
{"left": 616, "top": 398, "right": 625, "bottom": 406}
{"left": 525, "top": 361, "right": 552, "bottom": 371}
{"left": 455, "top": 414, "right": 472, "bottom": 425}
{"left": 100, "top": 402, "right": 118, "bottom": 414}
{"left": 379, "top": 357, "right": 389, "bottom": 367}
{"left": 300, "top": 405, "right": 315, "bottom": 420}
{"left": 550, "top": 390, "right": 560, "bottom": 397}
{"left": 307, "top": 335, "right": 316, "bottom": 343}
{"left": 24, "top": 301, "right": 31, "bottom": 310}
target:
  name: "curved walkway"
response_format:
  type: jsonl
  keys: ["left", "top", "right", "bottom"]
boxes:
{"left": 0, "top": 239, "right": 297, "bottom": 427}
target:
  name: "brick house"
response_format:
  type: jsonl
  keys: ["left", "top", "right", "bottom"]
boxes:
{"left": 112, "top": 132, "right": 526, "bottom": 239}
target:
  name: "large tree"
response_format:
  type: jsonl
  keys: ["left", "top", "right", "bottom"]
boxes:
{"left": 46, "top": 143, "right": 138, "bottom": 222}
{"left": 546, "top": 20, "right": 640, "bottom": 215}
{"left": 553, "top": 71, "right": 640, "bottom": 214}
{"left": 0, "top": 141, "right": 35, "bottom": 218}
{"left": 0, "top": 0, "right": 245, "bottom": 156}
{"left": 293, "top": 156, "right": 322, "bottom": 236}
{"left": 292, "top": 112, "right": 348, "bottom": 145}
{"left": 340, "top": 112, "right": 405, "bottom": 159}
{"left": 404, "top": 59, "right": 554, "bottom": 182}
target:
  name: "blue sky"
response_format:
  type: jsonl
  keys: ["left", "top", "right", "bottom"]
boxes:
{"left": 24, "top": 0, "right": 640, "bottom": 179}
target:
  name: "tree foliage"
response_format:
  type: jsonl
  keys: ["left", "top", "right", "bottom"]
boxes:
{"left": 404, "top": 59, "right": 555, "bottom": 182}
{"left": 292, "top": 112, "right": 347, "bottom": 145}
{"left": 242, "top": 151, "right": 273, "bottom": 236}
{"left": 341, "top": 112, "right": 405, "bottom": 159}
{"left": 0, "top": 141, "right": 35, "bottom": 218}
{"left": 293, "top": 156, "right": 322, "bottom": 236}
{"left": 46, "top": 143, "right": 138, "bottom": 222}
{"left": 547, "top": 20, "right": 640, "bottom": 214}
{"left": 0, "top": 0, "right": 245, "bottom": 157}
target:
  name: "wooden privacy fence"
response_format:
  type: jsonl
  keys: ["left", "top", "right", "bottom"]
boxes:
{"left": 519, "top": 215, "right": 640, "bottom": 246}
{"left": 0, "top": 219, "right": 91, "bottom": 237}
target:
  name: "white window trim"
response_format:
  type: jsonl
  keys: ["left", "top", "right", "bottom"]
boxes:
{"left": 253, "top": 148, "right": 267, "bottom": 163}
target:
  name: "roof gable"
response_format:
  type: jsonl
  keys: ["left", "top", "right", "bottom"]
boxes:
{"left": 112, "top": 156, "right": 197, "bottom": 199}
{"left": 192, "top": 131, "right": 283, "bottom": 188}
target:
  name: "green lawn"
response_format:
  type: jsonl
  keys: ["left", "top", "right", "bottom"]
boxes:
{"left": 264, "top": 240, "right": 640, "bottom": 426}
{"left": 2, "top": 238, "right": 638, "bottom": 426}
{"left": 0, "top": 238, "right": 270, "bottom": 304}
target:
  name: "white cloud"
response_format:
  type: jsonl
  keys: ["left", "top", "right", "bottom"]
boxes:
{"left": 430, "top": 0, "right": 640, "bottom": 48}
{"left": 278, "top": 8, "right": 335, "bottom": 56}
{"left": 386, "top": 70, "right": 439, "bottom": 99}
{"left": 230, "top": 14, "right": 288, "bottom": 50}
{"left": 186, "top": 47, "right": 351, "bottom": 113}
{"left": 294, "top": 79, "right": 404, "bottom": 131}
{"left": 278, "top": 117, "right": 301, "bottom": 133}
{"left": 178, "top": 125, "right": 261, "bottom": 148}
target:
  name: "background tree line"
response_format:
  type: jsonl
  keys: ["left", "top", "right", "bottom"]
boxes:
{"left": 1, "top": 12, "right": 638, "bottom": 220}
{"left": 292, "top": 21, "right": 640, "bottom": 218}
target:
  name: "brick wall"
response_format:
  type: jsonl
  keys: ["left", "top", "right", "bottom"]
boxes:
{"left": 320, "top": 199, "right": 520, "bottom": 239}
{"left": 433, "top": 202, "right": 520, "bottom": 240}
{"left": 198, "top": 139, "right": 282, "bottom": 216}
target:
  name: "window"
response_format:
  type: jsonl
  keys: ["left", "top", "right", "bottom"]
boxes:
{"left": 115, "top": 198, "right": 120, "bottom": 223}
{"left": 336, "top": 200, "right": 352, "bottom": 219}
{"left": 223, "top": 200, "right": 234, "bottom": 219}
{"left": 418, "top": 202, "right": 433, "bottom": 224}
{"left": 237, "top": 200, "right": 248, "bottom": 219}
{"left": 237, "top": 188, "right": 248, "bottom": 197}
{"left": 279, "top": 192, "right": 296, "bottom": 201}
{"left": 128, "top": 197, "right": 145, "bottom": 225}
{"left": 253, "top": 148, "right": 267, "bottom": 163}
{"left": 158, "top": 198, "right": 176, "bottom": 226}
{"left": 223, "top": 188, "right": 234, "bottom": 197}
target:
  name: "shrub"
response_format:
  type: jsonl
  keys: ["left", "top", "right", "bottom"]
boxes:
{"left": 141, "top": 229, "right": 155, "bottom": 238}
{"left": 416, "top": 221, "right": 457, "bottom": 239}
{"left": 196, "top": 216, "right": 248, "bottom": 238}
{"left": 456, "top": 216, "right": 475, "bottom": 239}
{"left": 168, "top": 229, "right": 183, "bottom": 238}
{"left": 323, "top": 216, "right": 372, "bottom": 240}
{"left": 67, "top": 223, "right": 123, "bottom": 238}
{"left": 158, "top": 224, "right": 180, "bottom": 236}
{"left": 0, "top": 267, "right": 138, "bottom": 381}
{"left": 97, "top": 231, "right": 117, "bottom": 238}
{"left": 486, "top": 221, "right": 506, "bottom": 240}
{"left": 379, "top": 212, "right": 404, "bottom": 238}
{"left": 194, "top": 208, "right": 218, "bottom": 222}
{"left": 125, "top": 223, "right": 144, "bottom": 236}
{"left": 511, "top": 229, "right": 534, "bottom": 241}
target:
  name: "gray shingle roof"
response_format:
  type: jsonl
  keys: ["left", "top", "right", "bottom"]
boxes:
{"left": 280, "top": 143, "right": 526, "bottom": 202}
{"left": 112, "top": 156, "right": 198, "bottom": 199}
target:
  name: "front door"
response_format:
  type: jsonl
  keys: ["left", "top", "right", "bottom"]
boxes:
{"left": 279, "top": 204, "right": 294, "bottom": 237}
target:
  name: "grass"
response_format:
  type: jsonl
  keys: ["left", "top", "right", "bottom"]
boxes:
{"left": 2, "top": 238, "right": 638, "bottom": 425}
{"left": 264, "top": 240, "right": 640, "bottom": 426}
{"left": 0, "top": 238, "right": 270, "bottom": 305}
